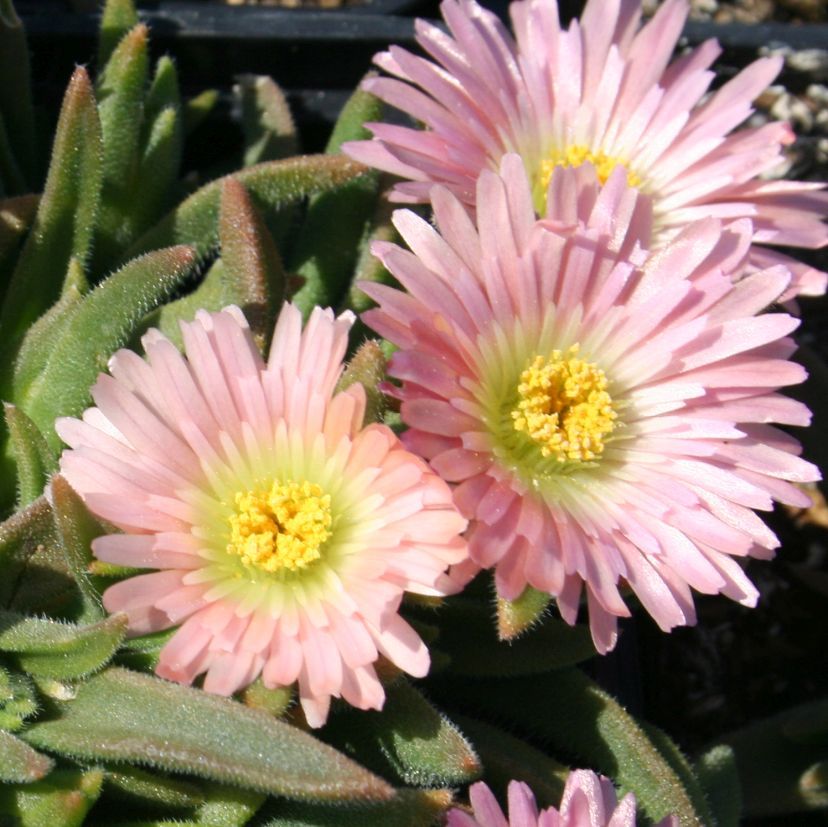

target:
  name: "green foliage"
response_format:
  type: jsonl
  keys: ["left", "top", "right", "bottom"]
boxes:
{"left": 0, "top": 68, "right": 103, "bottom": 348}
{"left": 4, "top": 404, "right": 57, "bottom": 507}
{"left": 452, "top": 715, "right": 570, "bottom": 808}
{"left": 0, "top": 666, "right": 38, "bottom": 732}
{"left": 695, "top": 745, "right": 741, "bottom": 827}
{"left": 336, "top": 341, "right": 387, "bottom": 425}
{"left": 0, "top": 767, "right": 103, "bottom": 827}
{"left": 430, "top": 597, "right": 595, "bottom": 676}
{"left": 98, "top": 0, "right": 139, "bottom": 68}
{"left": 714, "top": 697, "right": 828, "bottom": 816}
{"left": 237, "top": 75, "right": 299, "bottom": 166}
{"left": 103, "top": 766, "right": 205, "bottom": 810}
{"left": 15, "top": 246, "right": 196, "bottom": 450}
{"left": 240, "top": 679, "right": 293, "bottom": 719}
{"left": 497, "top": 585, "right": 553, "bottom": 641}
{"left": 22, "top": 667, "right": 395, "bottom": 803}
{"left": 325, "top": 680, "right": 480, "bottom": 788}
{"left": 0, "top": 610, "right": 126, "bottom": 679}
{"left": 0, "top": 728, "right": 53, "bottom": 783}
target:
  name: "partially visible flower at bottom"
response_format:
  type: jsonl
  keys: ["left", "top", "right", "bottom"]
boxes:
{"left": 56, "top": 303, "right": 467, "bottom": 727}
{"left": 446, "top": 774, "right": 678, "bottom": 827}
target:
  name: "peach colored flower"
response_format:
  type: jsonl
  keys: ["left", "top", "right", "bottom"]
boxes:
{"left": 345, "top": 0, "right": 828, "bottom": 299}
{"left": 57, "top": 304, "right": 467, "bottom": 727}
{"left": 363, "top": 155, "right": 818, "bottom": 653}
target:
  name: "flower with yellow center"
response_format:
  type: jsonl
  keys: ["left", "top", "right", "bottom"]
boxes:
{"left": 512, "top": 347, "right": 617, "bottom": 463}
{"left": 364, "top": 155, "right": 817, "bottom": 655}
{"left": 228, "top": 480, "right": 333, "bottom": 573}
{"left": 57, "top": 303, "right": 468, "bottom": 727}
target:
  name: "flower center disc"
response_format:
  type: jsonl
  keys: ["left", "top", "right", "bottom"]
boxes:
{"left": 537, "top": 145, "right": 641, "bottom": 204}
{"left": 511, "top": 345, "right": 617, "bottom": 463}
{"left": 227, "top": 480, "right": 332, "bottom": 573}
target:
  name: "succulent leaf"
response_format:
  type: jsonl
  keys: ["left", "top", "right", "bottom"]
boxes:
{"left": 103, "top": 765, "right": 205, "bottom": 810}
{"left": 336, "top": 341, "right": 387, "bottom": 426}
{"left": 0, "top": 767, "right": 104, "bottom": 827}
{"left": 4, "top": 403, "right": 57, "bottom": 507}
{"left": 497, "top": 585, "right": 553, "bottom": 641}
{"left": 98, "top": 0, "right": 139, "bottom": 69}
{"left": 237, "top": 75, "right": 299, "bottom": 166}
{"left": 0, "top": 728, "right": 53, "bottom": 783}
{"left": 695, "top": 744, "right": 741, "bottom": 827}
{"left": 22, "top": 666, "right": 395, "bottom": 803}
{"left": 17, "top": 245, "right": 196, "bottom": 450}
{"left": 0, "top": 610, "right": 127, "bottom": 679}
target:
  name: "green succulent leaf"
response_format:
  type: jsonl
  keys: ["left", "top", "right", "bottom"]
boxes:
{"left": 451, "top": 715, "right": 569, "bottom": 809}
{"left": 326, "top": 680, "right": 480, "bottom": 788}
{"left": 262, "top": 788, "right": 453, "bottom": 826}
{"left": 0, "top": 728, "right": 53, "bottom": 783}
{"left": 104, "top": 765, "right": 205, "bottom": 810}
{"left": 4, "top": 403, "right": 57, "bottom": 507}
{"left": 715, "top": 697, "right": 828, "bottom": 816}
{"left": 0, "top": 495, "right": 57, "bottom": 608}
{"left": 98, "top": 0, "right": 139, "bottom": 68}
{"left": 695, "top": 744, "right": 741, "bottom": 827}
{"left": 50, "top": 474, "right": 106, "bottom": 622}
{"left": 115, "top": 627, "right": 176, "bottom": 672}
{"left": 240, "top": 678, "right": 293, "bottom": 719}
{"left": 237, "top": 75, "right": 298, "bottom": 166}
{"left": 0, "top": 666, "right": 38, "bottom": 732}
{"left": 17, "top": 245, "right": 196, "bottom": 450}
{"left": 22, "top": 666, "right": 394, "bottom": 803}
{"left": 125, "top": 155, "right": 370, "bottom": 265}
{"left": 431, "top": 597, "right": 594, "bottom": 676}
{"left": 442, "top": 669, "right": 712, "bottom": 826}
{"left": 0, "top": 610, "right": 127, "bottom": 679}
{"left": 183, "top": 89, "right": 219, "bottom": 137}
{"left": 0, "top": 767, "right": 104, "bottom": 827}
{"left": 496, "top": 585, "right": 553, "bottom": 641}
{"left": 289, "top": 84, "right": 382, "bottom": 317}
{"left": 218, "top": 177, "right": 285, "bottom": 347}
{"left": 336, "top": 341, "right": 387, "bottom": 426}
{"left": 0, "top": 0, "right": 37, "bottom": 188}
{"left": 0, "top": 67, "right": 103, "bottom": 350}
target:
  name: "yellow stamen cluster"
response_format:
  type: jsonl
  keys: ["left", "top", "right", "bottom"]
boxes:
{"left": 227, "top": 480, "right": 332, "bottom": 573}
{"left": 512, "top": 345, "right": 617, "bottom": 463}
{"left": 538, "top": 144, "right": 641, "bottom": 192}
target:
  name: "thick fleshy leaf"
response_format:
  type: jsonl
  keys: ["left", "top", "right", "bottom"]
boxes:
{"left": 183, "top": 89, "right": 219, "bottom": 137}
{"left": 336, "top": 340, "right": 387, "bottom": 425}
{"left": 18, "top": 245, "right": 196, "bottom": 450}
{"left": 104, "top": 765, "right": 205, "bottom": 811}
{"left": 237, "top": 75, "right": 298, "bottom": 166}
{"left": 4, "top": 403, "right": 57, "bottom": 507}
{"left": 0, "top": 495, "right": 57, "bottom": 608}
{"left": 717, "top": 698, "right": 828, "bottom": 816}
{"left": 432, "top": 598, "right": 594, "bottom": 675}
{"left": 0, "top": 666, "right": 38, "bottom": 732}
{"left": 497, "top": 585, "right": 553, "bottom": 641}
{"left": 346, "top": 190, "right": 396, "bottom": 315}
{"left": 0, "top": 68, "right": 102, "bottom": 347}
{"left": 115, "top": 627, "right": 176, "bottom": 672}
{"left": 325, "top": 78, "right": 382, "bottom": 154}
{"left": 452, "top": 715, "right": 569, "bottom": 808}
{"left": 0, "top": 729, "right": 53, "bottom": 783}
{"left": 441, "top": 669, "right": 713, "bottom": 826}
{"left": 218, "top": 178, "right": 285, "bottom": 347}
{"left": 326, "top": 680, "right": 480, "bottom": 788}
{"left": 0, "top": 767, "right": 103, "bottom": 827}
{"left": 262, "top": 788, "right": 453, "bottom": 826}
{"left": 0, "top": 610, "right": 126, "bottom": 679}
{"left": 192, "top": 784, "right": 266, "bottom": 827}
{"left": 23, "top": 667, "right": 394, "bottom": 803}
{"left": 0, "top": 0, "right": 37, "bottom": 188}
{"left": 240, "top": 679, "right": 293, "bottom": 719}
{"left": 94, "top": 24, "right": 150, "bottom": 270}
{"left": 695, "top": 745, "right": 741, "bottom": 827}
{"left": 98, "top": 0, "right": 139, "bottom": 68}
{"left": 124, "top": 155, "right": 370, "bottom": 264}
{"left": 51, "top": 475, "right": 105, "bottom": 622}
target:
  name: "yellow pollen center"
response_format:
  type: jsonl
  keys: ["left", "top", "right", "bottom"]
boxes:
{"left": 511, "top": 345, "right": 617, "bottom": 463}
{"left": 538, "top": 145, "right": 641, "bottom": 193}
{"left": 227, "top": 480, "right": 332, "bottom": 573}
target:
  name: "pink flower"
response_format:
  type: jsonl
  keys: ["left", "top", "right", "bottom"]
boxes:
{"left": 345, "top": 0, "right": 828, "bottom": 299}
{"left": 446, "top": 774, "right": 678, "bottom": 827}
{"left": 363, "top": 155, "right": 819, "bottom": 653}
{"left": 57, "top": 303, "right": 467, "bottom": 727}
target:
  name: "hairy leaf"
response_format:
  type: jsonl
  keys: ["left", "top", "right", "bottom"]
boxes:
{"left": 336, "top": 341, "right": 387, "bottom": 425}
{"left": 98, "top": 0, "right": 139, "bottom": 68}
{"left": 4, "top": 403, "right": 57, "bottom": 507}
{"left": 104, "top": 765, "right": 205, "bottom": 810}
{"left": 0, "top": 68, "right": 102, "bottom": 349}
{"left": 695, "top": 745, "right": 741, "bottom": 827}
{"left": 0, "top": 610, "right": 126, "bottom": 678}
{"left": 237, "top": 75, "right": 298, "bottom": 166}
{"left": 0, "top": 767, "right": 103, "bottom": 827}
{"left": 0, "top": 729, "right": 53, "bottom": 783}
{"left": 19, "top": 246, "right": 196, "bottom": 449}
{"left": 23, "top": 667, "right": 394, "bottom": 803}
